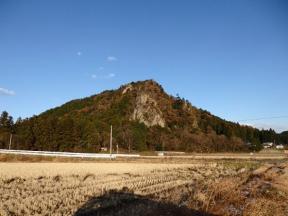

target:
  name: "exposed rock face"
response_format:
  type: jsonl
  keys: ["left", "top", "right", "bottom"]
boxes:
{"left": 192, "top": 119, "right": 198, "bottom": 128}
{"left": 131, "top": 92, "right": 165, "bottom": 127}
{"left": 122, "top": 84, "right": 133, "bottom": 95}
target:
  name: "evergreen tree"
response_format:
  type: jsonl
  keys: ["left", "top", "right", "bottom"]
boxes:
{"left": 0, "top": 111, "right": 14, "bottom": 130}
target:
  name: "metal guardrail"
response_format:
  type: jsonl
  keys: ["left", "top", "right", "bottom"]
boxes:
{"left": 0, "top": 149, "right": 140, "bottom": 159}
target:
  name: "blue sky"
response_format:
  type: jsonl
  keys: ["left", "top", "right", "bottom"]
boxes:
{"left": 0, "top": 0, "right": 287, "bottom": 132}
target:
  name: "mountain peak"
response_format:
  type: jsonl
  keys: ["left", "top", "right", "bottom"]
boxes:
{"left": 130, "top": 79, "right": 160, "bottom": 86}
{"left": 120, "top": 79, "right": 164, "bottom": 93}
{"left": 13, "top": 79, "right": 277, "bottom": 153}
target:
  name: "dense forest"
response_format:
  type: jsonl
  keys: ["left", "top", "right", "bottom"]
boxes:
{"left": 0, "top": 80, "right": 286, "bottom": 153}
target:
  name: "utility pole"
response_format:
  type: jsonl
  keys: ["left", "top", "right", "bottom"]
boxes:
{"left": 110, "top": 125, "right": 113, "bottom": 156}
{"left": 9, "top": 133, "right": 13, "bottom": 150}
{"left": 161, "top": 134, "right": 165, "bottom": 152}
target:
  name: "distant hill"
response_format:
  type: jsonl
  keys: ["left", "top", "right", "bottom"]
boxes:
{"left": 280, "top": 131, "right": 288, "bottom": 144}
{"left": 0, "top": 80, "right": 280, "bottom": 152}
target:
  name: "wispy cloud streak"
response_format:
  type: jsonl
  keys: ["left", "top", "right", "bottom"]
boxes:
{"left": 0, "top": 87, "right": 15, "bottom": 96}
{"left": 91, "top": 73, "right": 116, "bottom": 79}
{"left": 107, "top": 56, "right": 118, "bottom": 62}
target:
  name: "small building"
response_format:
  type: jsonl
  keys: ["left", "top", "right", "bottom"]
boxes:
{"left": 276, "top": 145, "right": 284, "bottom": 150}
{"left": 100, "top": 147, "right": 108, "bottom": 152}
{"left": 263, "top": 142, "right": 273, "bottom": 149}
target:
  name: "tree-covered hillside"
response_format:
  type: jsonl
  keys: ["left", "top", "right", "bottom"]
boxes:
{"left": 280, "top": 131, "right": 288, "bottom": 145}
{"left": 0, "top": 80, "right": 283, "bottom": 153}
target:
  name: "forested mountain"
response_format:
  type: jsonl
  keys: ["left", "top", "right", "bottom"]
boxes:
{"left": 280, "top": 131, "right": 288, "bottom": 145}
{"left": 0, "top": 80, "right": 283, "bottom": 153}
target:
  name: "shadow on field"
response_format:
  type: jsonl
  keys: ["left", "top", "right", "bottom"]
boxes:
{"left": 74, "top": 188, "right": 215, "bottom": 216}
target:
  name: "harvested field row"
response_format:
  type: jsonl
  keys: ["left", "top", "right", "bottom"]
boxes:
{"left": 1, "top": 161, "right": 287, "bottom": 216}
{"left": 76, "top": 162, "right": 288, "bottom": 216}
{"left": 0, "top": 162, "right": 210, "bottom": 179}
{"left": 0, "top": 162, "right": 248, "bottom": 216}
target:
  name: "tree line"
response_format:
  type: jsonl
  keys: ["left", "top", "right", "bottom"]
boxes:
{"left": 0, "top": 110, "right": 286, "bottom": 153}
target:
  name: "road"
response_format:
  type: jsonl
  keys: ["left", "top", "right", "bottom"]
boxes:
{"left": 0, "top": 149, "right": 287, "bottom": 160}
{"left": 0, "top": 149, "right": 140, "bottom": 159}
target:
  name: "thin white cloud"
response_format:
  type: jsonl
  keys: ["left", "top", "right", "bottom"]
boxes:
{"left": 77, "top": 51, "right": 82, "bottom": 56}
{"left": 107, "top": 56, "right": 118, "bottom": 62}
{"left": 0, "top": 87, "right": 15, "bottom": 96}
{"left": 241, "top": 123, "right": 253, "bottom": 127}
{"left": 106, "top": 73, "right": 115, "bottom": 78}
{"left": 248, "top": 122, "right": 287, "bottom": 133}
{"left": 91, "top": 73, "right": 116, "bottom": 80}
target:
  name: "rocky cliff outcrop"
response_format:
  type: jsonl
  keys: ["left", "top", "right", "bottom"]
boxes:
{"left": 131, "top": 92, "right": 165, "bottom": 127}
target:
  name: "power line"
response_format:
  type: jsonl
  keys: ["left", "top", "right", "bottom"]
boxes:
{"left": 238, "top": 115, "right": 288, "bottom": 122}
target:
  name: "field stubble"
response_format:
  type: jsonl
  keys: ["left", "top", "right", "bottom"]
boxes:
{"left": 0, "top": 160, "right": 287, "bottom": 216}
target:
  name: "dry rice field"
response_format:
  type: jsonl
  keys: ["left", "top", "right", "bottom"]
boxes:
{"left": 0, "top": 159, "right": 288, "bottom": 216}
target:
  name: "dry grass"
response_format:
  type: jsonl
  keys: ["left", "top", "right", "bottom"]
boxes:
{"left": 195, "top": 162, "right": 288, "bottom": 216}
{"left": 0, "top": 162, "right": 207, "bottom": 179}
{"left": 0, "top": 162, "right": 236, "bottom": 216}
{"left": 0, "top": 160, "right": 287, "bottom": 216}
